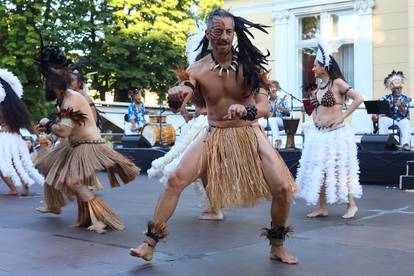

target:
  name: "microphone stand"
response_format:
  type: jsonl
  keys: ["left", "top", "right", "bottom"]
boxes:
{"left": 158, "top": 103, "right": 166, "bottom": 147}
{"left": 278, "top": 87, "right": 303, "bottom": 119}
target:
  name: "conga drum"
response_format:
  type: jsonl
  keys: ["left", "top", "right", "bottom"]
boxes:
{"left": 149, "top": 114, "right": 167, "bottom": 124}
{"left": 141, "top": 123, "right": 176, "bottom": 146}
{"left": 283, "top": 118, "right": 300, "bottom": 149}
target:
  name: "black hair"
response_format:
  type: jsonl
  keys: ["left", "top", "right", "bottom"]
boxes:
{"left": 318, "top": 55, "right": 345, "bottom": 82}
{"left": 195, "top": 9, "right": 270, "bottom": 92}
{"left": 36, "top": 45, "right": 71, "bottom": 103}
{"left": 69, "top": 72, "right": 84, "bottom": 89}
{"left": 44, "top": 68, "right": 70, "bottom": 103}
{"left": 0, "top": 78, "right": 34, "bottom": 133}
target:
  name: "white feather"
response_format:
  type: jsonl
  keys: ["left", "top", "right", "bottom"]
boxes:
{"left": 0, "top": 68, "right": 24, "bottom": 103}
{"left": 0, "top": 132, "right": 44, "bottom": 187}
{"left": 296, "top": 122, "right": 361, "bottom": 205}
{"left": 315, "top": 36, "right": 332, "bottom": 69}
{"left": 186, "top": 23, "right": 207, "bottom": 65}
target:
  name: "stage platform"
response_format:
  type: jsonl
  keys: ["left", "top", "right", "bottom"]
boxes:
{"left": 116, "top": 147, "right": 414, "bottom": 187}
{"left": 2, "top": 174, "right": 414, "bottom": 275}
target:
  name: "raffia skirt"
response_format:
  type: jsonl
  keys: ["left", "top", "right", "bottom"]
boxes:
{"left": 296, "top": 122, "right": 362, "bottom": 205}
{"left": 39, "top": 139, "right": 140, "bottom": 200}
{"left": 204, "top": 125, "right": 271, "bottom": 211}
{"left": 0, "top": 132, "right": 44, "bottom": 187}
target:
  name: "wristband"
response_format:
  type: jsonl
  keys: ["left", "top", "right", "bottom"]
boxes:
{"left": 45, "top": 120, "right": 56, "bottom": 134}
{"left": 241, "top": 104, "right": 258, "bottom": 121}
{"left": 182, "top": 81, "right": 195, "bottom": 91}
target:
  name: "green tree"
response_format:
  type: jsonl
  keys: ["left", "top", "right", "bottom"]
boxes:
{"left": 195, "top": 0, "right": 224, "bottom": 21}
{"left": 94, "top": 0, "right": 196, "bottom": 102}
{"left": 0, "top": 0, "right": 224, "bottom": 114}
{"left": 0, "top": 0, "right": 52, "bottom": 120}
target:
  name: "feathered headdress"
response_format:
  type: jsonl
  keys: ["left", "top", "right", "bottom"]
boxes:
{"left": 35, "top": 41, "right": 71, "bottom": 77}
{"left": 186, "top": 22, "right": 208, "bottom": 65}
{"left": 316, "top": 36, "right": 332, "bottom": 70}
{"left": 384, "top": 70, "right": 404, "bottom": 91}
{"left": 0, "top": 68, "right": 23, "bottom": 103}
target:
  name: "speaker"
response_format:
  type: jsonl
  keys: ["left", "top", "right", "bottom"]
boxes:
{"left": 360, "top": 134, "right": 398, "bottom": 151}
{"left": 121, "top": 135, "right": 151, "bottom": 148}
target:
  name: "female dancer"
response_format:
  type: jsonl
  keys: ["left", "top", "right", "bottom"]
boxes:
{"left": 0, "top": 68, "right": 44, "bottom": 196}
{"left": 296, "top": 39, "right": 364, "bottom": 219}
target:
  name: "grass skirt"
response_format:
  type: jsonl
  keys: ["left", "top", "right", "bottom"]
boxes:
{"left": 204, "top": 126, "right": 270, "bottom": 210}
{"left": 39, "top": 140, "right": 140, "bottom": 196}
{"left": 296, "top": 122, "right": 361, "bottom": 205}
{"left": 0, "top": 132, "right": 44, "bottom": 187}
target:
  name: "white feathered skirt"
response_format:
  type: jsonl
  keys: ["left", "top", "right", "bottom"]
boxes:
{"left": 296, "top": 122, "right": 362, "bottom": 205}
{"left": 148, "top": 115, "right": 208, "bottom": 193}
{"left": 0, "top": 132, "right": 44, "bottom": 187}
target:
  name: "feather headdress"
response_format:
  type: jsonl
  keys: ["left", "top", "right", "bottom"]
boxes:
{"left": 316, "top": 36, "right": 332, "bottom": 70}
{"left": 384, "top": 70, "right": 404, "bottom": 91}
{"left": 0, "top": 68, "right": 23, "bottom": 103}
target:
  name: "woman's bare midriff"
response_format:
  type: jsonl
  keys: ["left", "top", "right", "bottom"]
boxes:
{"left": 313, "top": 105, "right": 343, "bottom": 128}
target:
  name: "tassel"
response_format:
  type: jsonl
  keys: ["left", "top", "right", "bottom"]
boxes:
{"left": 260, "top": 225, "right": 294, "bottom": 245}
{"left": 175, "top": 67, "right": 189, "bottom": 83}
{"left": 75, "top": 199, "right": 91, "bottom": 227}
{"left": 145, "top": 221, "right": 168, "bottom": 243}
{"left": 44, "top": 184, "right": 66, "bottom": 212}
{"left": 88, "top": 196, "right": 125, "bottom": 231}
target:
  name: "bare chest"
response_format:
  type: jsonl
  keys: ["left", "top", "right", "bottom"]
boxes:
{"left": 196, "top": 69, "right": 249, "bottom": 103}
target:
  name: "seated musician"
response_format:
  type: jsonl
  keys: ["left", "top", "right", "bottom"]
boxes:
{"left": 258, "top": 80, "right": 289, "bottom": 149}
{"left": 374, "top": 70, "right": 411, "bottom": 151}
{"left": 126, "top": 89, "right": 147, "bottom": 133}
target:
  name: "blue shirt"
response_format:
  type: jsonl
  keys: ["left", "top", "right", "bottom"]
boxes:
{"left": 380, "top": 94, "right": 410, "bottom": 121}
{"left": 270, "top": 95, "right": 289, "bottom": 117}
{"left": 127, "top": 102, "right": 146, "bottom": 124}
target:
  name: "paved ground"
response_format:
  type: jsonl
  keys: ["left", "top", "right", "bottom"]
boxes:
{"left": 0, "top": 174, "right": 414, "bottom": 276}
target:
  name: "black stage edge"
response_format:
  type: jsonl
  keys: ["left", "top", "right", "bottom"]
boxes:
{"left": 116, "top": 147, "right": 169, "bottom": 173}
{"left": 116, "top": 147, "right": 414, "bottom": 186}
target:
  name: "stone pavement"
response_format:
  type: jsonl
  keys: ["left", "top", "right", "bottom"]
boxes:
{"left": 0, "top": 175, "right": 413, "bottom": 276}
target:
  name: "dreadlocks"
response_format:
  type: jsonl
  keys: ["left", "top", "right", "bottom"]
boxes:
{"left": 195, "top": 9, "right": 270, "bottom": 92}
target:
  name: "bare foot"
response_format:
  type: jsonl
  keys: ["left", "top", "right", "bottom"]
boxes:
{"left": 306, "top": 208, "right": 328, "bottom": 218}
{"left": 87, "top": 221, "right": 107, "bottom": 234}
{"left": 129, "top": 243, "right": 154, "bottom": 261}
{"left": 342, "top": 205, "right": 358, "bottom": 219}
{"left": 199, "top": 209, "right": 224, "bottom": 221}
{"left": 20, "top": 186, "right": 29, "bottom": 196}
{"left": 36, "top": 206, "right": 61, "bottom": 215}
{"left": 270, "top": 246, "right": 298, "bottom": 264}
{"left": 6, "top": 190, "right": 18, "bottom": 196}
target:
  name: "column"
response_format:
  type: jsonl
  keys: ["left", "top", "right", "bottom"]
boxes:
{"left": 272, "top": 10, "right": 290, "bottom": 90}
{"left": 353, "top": 0, "right": 375, "bottom": 133}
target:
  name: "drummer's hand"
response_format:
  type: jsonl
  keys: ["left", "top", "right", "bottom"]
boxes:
{"left": 223, "top": 104, "right": 247, "bottom": 120}
{"left": 36, "top": 118, "right": 49, "bottom": 132}
{"left": 168, "top": 85, "right": 193, "bottom": 102}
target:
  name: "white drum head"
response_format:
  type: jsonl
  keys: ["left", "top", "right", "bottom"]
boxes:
{"left": 141, "top": 125, "right": 156, "bottom": 146}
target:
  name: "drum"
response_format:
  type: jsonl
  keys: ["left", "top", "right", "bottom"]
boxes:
{"left": 149, "top": 115, "right": 167, "bottom": 124}
{"left": 302, "top": 99, "right": 314, "bottom": 116}
{"left": 141, "top": 123, "right": 176, "bottom": 146}
{"left": 283, "top": 118, "right": 300, "bottom": 149}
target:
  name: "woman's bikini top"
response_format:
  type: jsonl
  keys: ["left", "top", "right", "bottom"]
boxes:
{"left": 311, "top": 81, "right": 351, "bottom": 109}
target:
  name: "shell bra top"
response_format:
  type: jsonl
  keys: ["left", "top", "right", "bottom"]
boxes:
{"left": 311, "top": 82, "right": 344, "bottom": 109}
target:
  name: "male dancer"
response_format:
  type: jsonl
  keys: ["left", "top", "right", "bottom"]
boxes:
{"left": 130, "top": 9, "right": 297, "bottom": 264}
{"left": 35, "top": 46, "right": 140, "bottom": 233}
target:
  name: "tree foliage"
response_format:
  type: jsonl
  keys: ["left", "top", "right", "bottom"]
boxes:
{"left": 0, "top": 0, "right": 224, "bottom": 119}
